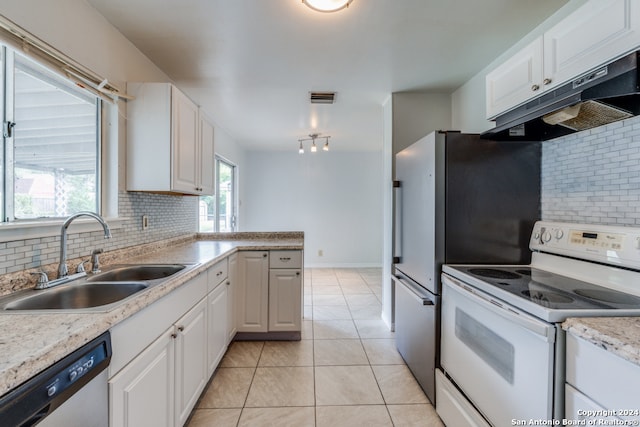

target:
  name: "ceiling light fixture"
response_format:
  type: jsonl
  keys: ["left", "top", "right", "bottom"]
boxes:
{"left": 298, "top": 133, "right": 330, "bottom": 154}
{"left": 302, "top": 0, "right": 353, "bottom": 13}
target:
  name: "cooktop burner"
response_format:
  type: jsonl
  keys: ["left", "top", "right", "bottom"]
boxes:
{"left": 452, "top": 266, "right": 640, "bottom": 311}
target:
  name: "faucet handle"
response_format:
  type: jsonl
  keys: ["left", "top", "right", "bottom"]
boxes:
{"left": 76, "top": 260, "right": 89, "bottom": 273}
{"left": 30, "top": 271, "right": 49, "bottom": 289}
{"left": 91, "top": 248, "right": 104, "bottom": 273}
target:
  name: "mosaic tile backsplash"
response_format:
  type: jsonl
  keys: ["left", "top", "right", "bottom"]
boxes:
{"left": 542, "top": 115, "right": 640, "bottom": 226}
{"left": 0, "top": 191, "right": 198, "bottom": 277}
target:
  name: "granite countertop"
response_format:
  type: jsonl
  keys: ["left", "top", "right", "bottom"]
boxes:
{"left": 0, "top": 233, "right": 303, "bottom": 397}
{"left": 563, "top": 317, "right": 640, "bottom": 367}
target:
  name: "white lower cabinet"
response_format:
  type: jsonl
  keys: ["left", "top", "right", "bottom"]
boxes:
{"left": 268, "top": 269, "right": 302, "bottom": 332}
{"left": 110, "top": 297, "right": 207, "bottom": 427}
{"left": 226, "top": 253, "right": 237, "bottom": 344}
{"left": 174, "top": 298, "right": 208, "bottom": 427}
{"left": 565, "top": 332, "right": 640, "bottom": 423}
{"left": 236, "top": 250, "right": 303, "bottom": 335}
{"left": 110, "top": 328, "right": 175, "bottom": 427}
{"left": 236, "top": 251, "right": 269, "bottom": 332}
{"left": 207, "top": 283, "right": 227, "bottom": 377}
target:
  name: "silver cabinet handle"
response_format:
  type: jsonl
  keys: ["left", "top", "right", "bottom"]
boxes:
{"left": 543, "top": 78, "right": 552, "bottom": 85}
{"left": 279, "top": 257, "right": 291, "bottom": 262}
{"left": 531, "top": 84, "right": 540, "bottom": 91}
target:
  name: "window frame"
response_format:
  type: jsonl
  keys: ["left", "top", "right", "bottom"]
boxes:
{"left": 0, "top": 42, "right": 125, "bottom": 242}
{"left": 2, "top": 46, "right": 103, "bottom": 222}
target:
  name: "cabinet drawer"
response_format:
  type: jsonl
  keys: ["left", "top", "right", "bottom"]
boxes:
{"left": 270, "top": 251, "right": 302, "bottom": 269}
{"left": 566, "top": 333, "right": 640, "bottom": 412}
{"left": 208, "top": 258, "right": 228, "bottom": 292}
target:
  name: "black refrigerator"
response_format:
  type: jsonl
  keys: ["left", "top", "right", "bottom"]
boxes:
{"left": 392, "top": 130, "right": 540, "bottom": 404}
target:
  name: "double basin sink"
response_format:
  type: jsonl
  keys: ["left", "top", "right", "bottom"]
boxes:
{"left": 0, "top": 264, "right": 189, "bottom": 312}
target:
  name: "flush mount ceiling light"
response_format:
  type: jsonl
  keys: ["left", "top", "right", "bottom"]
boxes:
{"left": 302, "top": 0, "right": 353, "bottom": 13}
{"left": 298, "top": 133, "right": 331, "bottom": 154}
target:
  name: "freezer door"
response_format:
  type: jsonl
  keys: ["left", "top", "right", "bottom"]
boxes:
{"left": 393, "top": 273, "right": 439, "bottom": 404}
{"left": 394, "top": 131, "right": 444, "bottom": 293}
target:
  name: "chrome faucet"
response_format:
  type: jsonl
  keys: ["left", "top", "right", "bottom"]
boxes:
{"left": 58, "top": 212, "right": 112, "bottom": 279}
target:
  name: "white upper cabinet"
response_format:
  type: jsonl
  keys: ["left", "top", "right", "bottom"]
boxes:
{"left": 486, "top": 0, "right": 640, "bottom": 119}
{"left": 543, "top": 0, "right": 640, "bottom": 91}
{"left": 486, "top": 37, "right": 543, "bottom": 119}
{"left": 199, "top": 113, "right": 216, "bottom": 195}
{"left": 127, "top": 82, "right": 214, "bottom": 195}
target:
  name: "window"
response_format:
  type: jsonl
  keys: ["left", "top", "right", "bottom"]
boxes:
{"left": 199, "top": 156, "right": 237, "bottom": 232}
{"left": 1, "top": 45, "right": 100, "bottom": 221}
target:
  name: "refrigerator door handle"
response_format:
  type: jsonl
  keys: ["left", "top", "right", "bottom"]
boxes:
{"left": 393, "top": 181, "right": 401, "bottom": 263}
{"left": 392, "top": 275, "right": 434, "bottom": 306}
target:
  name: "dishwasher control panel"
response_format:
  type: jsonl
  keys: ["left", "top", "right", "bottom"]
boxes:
{"left": 0, "top": 331, "right": 112, "bottom": 427}
{"left": 45, "top": 343, "right": 108, "bottom": 400}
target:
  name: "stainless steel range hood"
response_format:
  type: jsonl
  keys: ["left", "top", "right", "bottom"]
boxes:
{"left": 481, "top": 51, "right": 640, "bottom": 141}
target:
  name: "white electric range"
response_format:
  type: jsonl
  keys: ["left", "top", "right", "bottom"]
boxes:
{"left": 436, "top": 221, "right": 640, "bottom": 427}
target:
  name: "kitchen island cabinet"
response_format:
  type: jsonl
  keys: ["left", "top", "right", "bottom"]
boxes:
{"left": 236, "top": 251, "right": 270, "bottom": 333}
{"left": 236, "top": 250, "right": 303, "bottom": 338}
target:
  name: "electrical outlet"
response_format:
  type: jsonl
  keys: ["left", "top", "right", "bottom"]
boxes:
{"left": 142, "top": 215, "right": 149, "bottom": 230}
{"left": 318, "top": 249, "right": 323, "bottom": 257}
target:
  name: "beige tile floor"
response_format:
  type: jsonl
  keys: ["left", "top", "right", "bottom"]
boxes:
{"left": 187, "top": 268, "right": 444, "bottom": 427}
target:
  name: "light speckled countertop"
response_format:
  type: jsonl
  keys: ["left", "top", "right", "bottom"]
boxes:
{"left": 0, "top": 233, "right": 303, "bottom": 397}
{"left": 563, "top": 317, "right": 640, "bottom": 367}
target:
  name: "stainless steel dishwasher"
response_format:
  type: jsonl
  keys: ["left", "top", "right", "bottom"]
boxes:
{"left": 0, "top": 331, "right": 112, "bottom": 427}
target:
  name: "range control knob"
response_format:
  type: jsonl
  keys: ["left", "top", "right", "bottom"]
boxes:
{"left": 69, "top": 370, "right": 77, "bottom": 381}
{"left": 543, "top": 232, "right": 552, "bottom": 243}
{"left": 534, "top": 231, "right": 541, "bottom": 240}
{"left": 555, "top": 230, "right": 564, "bottom": 240}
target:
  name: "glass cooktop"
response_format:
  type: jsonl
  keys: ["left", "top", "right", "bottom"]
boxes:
{"left": 452, "top": 266, "right": 640, "bottom": 311}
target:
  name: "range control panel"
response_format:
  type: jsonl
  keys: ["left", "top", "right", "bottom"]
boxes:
{"left": 530, "top": 221, "right": 640, "bottom": 270}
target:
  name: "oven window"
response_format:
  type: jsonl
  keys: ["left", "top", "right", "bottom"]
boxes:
{"left": 455, "top": 308, "right": 515, "bottom": 384}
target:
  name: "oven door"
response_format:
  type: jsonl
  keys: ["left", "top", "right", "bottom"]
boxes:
{"left": 441, "top": 274, "right": 556, "bottom": 426}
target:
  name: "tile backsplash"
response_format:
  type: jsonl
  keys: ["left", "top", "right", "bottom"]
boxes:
{"left": 542, "top": 115, "right": 640, "bottom": 226}
{"left": 0, "top": 191, "right": 198, "bottom": 276}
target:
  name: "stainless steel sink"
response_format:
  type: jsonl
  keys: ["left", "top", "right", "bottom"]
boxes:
{"left": 0, "top": 282, "right": 148, "bottom": 311}
{"left": 87, "top": 264, "right": 186, "bottom": 282}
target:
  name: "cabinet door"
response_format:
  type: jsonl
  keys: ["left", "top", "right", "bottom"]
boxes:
{"left": 227, "top": 253, "right": 238, "bottom": 343}
{"left": 110, "top": 328, "right": 175, "bottom": 427}
{"left": 207, "top": 283, "right": 227, "bottom": 376}
{"left": 199, "top": 114, "right": 215, "bottom": 195}
{"left": 485, "top": 37, "right": 543, "bottom": 119}
{"left": 171, "top": 86, "right": 200, "bottom": 194}
{"left": 236, "top": 251, "right": 269, "bottom": 332}
{"left": 174, "top": 298, "right": 208, "bottom": 427}
{"left": 544, "top": 0, "right": 640, "bottom": 91}
{"left": 268, "top": 269, "right": 302, "bottom": 332}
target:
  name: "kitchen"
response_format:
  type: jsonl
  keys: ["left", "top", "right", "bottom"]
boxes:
{"left": 0, "top": 0, "right": 640, "bottom": 426}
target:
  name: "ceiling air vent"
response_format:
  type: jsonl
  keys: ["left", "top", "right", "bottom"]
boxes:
{"left": 310, "top": 92, "right": 336, "bottom": 104}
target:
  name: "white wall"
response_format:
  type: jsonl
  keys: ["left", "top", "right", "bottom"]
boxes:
{"left": 392, "top": 92, "right": 452, "bottom": 153}
{"left": 242, "top": 150, "right": 383, "bottom": 268}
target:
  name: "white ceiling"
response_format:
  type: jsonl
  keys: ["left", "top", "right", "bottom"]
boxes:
{"left": 86, "top": 0, "right": 567, "bottom": 152}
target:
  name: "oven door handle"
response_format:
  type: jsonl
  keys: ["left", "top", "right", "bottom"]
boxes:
{"left": 393, "top": 274, "right": 435, "bottom": 306}
{"left": 443, "top": 274, "right": 555, "bottom": 343}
